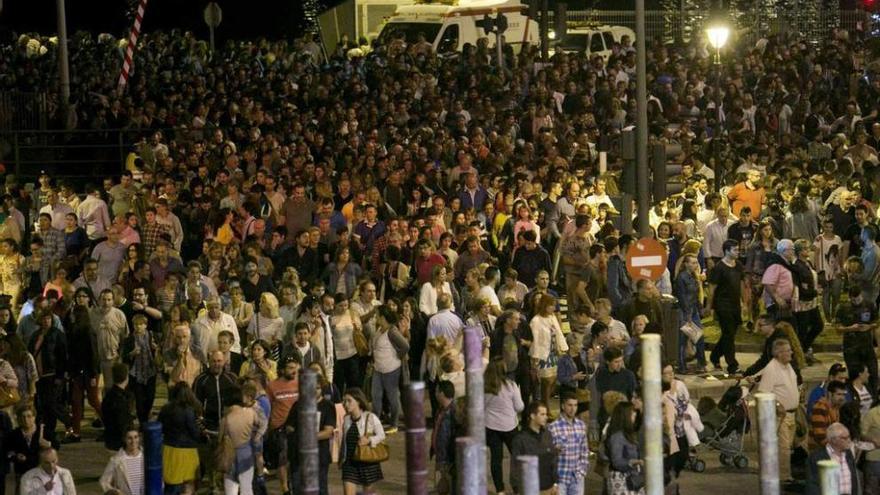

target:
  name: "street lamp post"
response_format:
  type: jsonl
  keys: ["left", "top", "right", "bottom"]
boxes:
{"left": 706, "top": 22, "right": 729, "bottom": 190}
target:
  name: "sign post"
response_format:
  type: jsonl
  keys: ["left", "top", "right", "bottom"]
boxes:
{"left": 625, "top": 237, "right": 668, "bottom": 282}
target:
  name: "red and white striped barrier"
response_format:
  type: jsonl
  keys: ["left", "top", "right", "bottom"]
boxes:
{"left": 117, "top": 0, "right": 149, "bottom": 93}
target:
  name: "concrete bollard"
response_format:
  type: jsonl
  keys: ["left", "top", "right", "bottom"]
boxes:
{"left": 463, "top": 325, "right": 486, "bottom": 445}
{"left": 818, "top": 460, "right": 840, "bottom": 495}
{"left": 456, "top": 436, "right": 481, "bottom": 495}
{"left": 517, "top": 455, "right": 539, "bottom": 495}
{"left": 143, "top": 421, "right": 163, "bottom": 495}
{"left": 640, "top": 333, "right": 663, "bottom": 495}
{"left": 299, "top": 369, "right": 319, "bottom": 495}
{"left": 404, "top": 381, "right": 428, "bottom": 495}
{"left": 755, "top": 393, "right": 780, "bottom": 495}
{"left": 463, "top": 325, "right": 487, "bottom": 494}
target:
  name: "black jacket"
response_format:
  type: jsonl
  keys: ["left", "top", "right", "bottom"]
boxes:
{"left": 7, "top": 424, "right": 48, "bottom": 475}
{"left": 792, "top": 258, "right": 818, "bottom": 303}
{"left": 193, "top": 370, "right": 240, "bottom": 432}
{"left": 510, "top": 426, "right": 558, "bottom": 491}
{"left": 63, "top": 307, "right": 98, "bottom": 378}
{"left": 101, "top": 385, "right": 136, "bottom": 451}
{"left": 805, "top": 446, "right": 860, "bottom": 495}
{"left": 274, "top": 246, "right": 320, "bottom": 282}
{"left": 226, "top": 352, "right": 245, "bottom": 375}
{"left": 27, "top": 327, "right": 67, "bottom": 379}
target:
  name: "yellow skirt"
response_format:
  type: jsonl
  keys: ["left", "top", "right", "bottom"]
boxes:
{"left": 163, "top": 445, "right": 200, "bottom": 485}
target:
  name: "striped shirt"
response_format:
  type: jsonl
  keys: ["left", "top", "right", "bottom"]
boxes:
{"left": 123, "top": 451, "right": 145, "bottom": 495}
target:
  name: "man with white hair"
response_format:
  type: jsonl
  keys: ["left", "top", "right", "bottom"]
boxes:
{"left": 762, "top": 239, "right": 797, "bottom": 322}
{"left": 805, "top": 422, "right": 859, "bottom": 495}
{"left": 755, "top": 338, "right": 800, "bottom": 485}
{"left": 192, "top": 297, "right": 240, "bottom": 356}
{"left": 163, "top": 324, "right": 204, "bottom": 387}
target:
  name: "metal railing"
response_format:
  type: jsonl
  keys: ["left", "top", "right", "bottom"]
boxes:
{"left": 0, "top": 128, "right": 144, "bottom": 182}
{"left": 0, "top": 92, "right": 48, "bottom": 131}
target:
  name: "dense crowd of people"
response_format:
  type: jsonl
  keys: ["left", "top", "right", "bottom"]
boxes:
{"left": 0, "top": 14, "right": 879, "bottom": 495}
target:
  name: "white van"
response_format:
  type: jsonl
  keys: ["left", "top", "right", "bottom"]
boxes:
{"left": 377, "top": 0, "right": 540, "bottom": 54}
{"left": 552, "top": 25, "right": 635, "bottom": 59}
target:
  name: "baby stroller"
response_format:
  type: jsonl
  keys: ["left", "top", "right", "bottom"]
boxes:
{"left": 688, "top": 382, "right": 752, "bottom": 472}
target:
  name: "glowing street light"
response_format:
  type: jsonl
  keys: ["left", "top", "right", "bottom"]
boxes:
{"left": 706, "top": 23, "right": 730, "bottom": 64}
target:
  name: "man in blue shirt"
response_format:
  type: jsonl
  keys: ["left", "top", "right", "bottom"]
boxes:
{"left": 806, "top": 363, "right": 849, "bottom": 417}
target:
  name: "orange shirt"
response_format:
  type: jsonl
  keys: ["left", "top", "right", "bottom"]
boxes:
{"left": 727, "top": 182, "right": 765, "bottom": 217}
{"left": 266, "top": 377, "right": 299, "bottom": 430}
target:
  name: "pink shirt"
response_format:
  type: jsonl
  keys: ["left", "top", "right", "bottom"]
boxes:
{"left": 761, "top": 263, "right": 794, "bottom": 307}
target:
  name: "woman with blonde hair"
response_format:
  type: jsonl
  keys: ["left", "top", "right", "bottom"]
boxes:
{"left": 246, "top": 292, "right": 284, "bottom": 359}
{"left": 673, "top": 238, "right": 704, "bottom": 278}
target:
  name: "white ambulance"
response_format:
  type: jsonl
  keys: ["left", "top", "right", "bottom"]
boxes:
{"left": 376, "top": 0, "right": 540, "bottom": 54}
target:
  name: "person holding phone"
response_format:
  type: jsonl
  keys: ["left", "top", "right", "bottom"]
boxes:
{"left": 836, "top": 285, "right": 878, "bottom": 393}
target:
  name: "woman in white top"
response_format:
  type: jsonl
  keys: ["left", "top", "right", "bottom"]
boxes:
{"left": 332, "top": 294, "right": 364, "bottom": 392}
{"left": 99, "top": 427, "right": 144, "bottom": 495}
{"left": 529, "top": 293, "right": 568, "bottom": 412}
{"left": 419, "top": 264, "right": 454, "bottom": 316}
{"left": 246, "top": 292, "right": 284, "bottom": 359}
{"left": 662, "top": 364, "right": 691, "bottom": 476}
{"left": 484, "top": 358, "right": 524, "bottom": 494}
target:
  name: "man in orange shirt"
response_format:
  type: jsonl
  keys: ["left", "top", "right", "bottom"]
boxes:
{"left": 728, "top": 169, "right": 766, "bottom": 217}
{"left": 266, "top": 355, "right": 301, "bottom": 495}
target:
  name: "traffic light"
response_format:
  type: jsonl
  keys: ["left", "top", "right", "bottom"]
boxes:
{"left": 650, "top": 142, "right": 685, "bottom": 202}
{"left": 496, "top": 13, "right": 508, "bottom": 33}
{"left": 477, "top": 15, "right": 494, "bottom": 35}
{"left": 477, "top": 14, "right": 509, "bottom": 35}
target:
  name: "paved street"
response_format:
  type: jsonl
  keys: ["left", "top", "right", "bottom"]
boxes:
{"left": 12, "top": 351, "right": 837, "bottom": 494}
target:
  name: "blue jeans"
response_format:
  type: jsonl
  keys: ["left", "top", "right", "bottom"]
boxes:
{"left": 371, "top": 366, "right": 401, "bottom": 427}
{"left": 558, "top": 475, "right": 586, "bottom": 495}
{"left": 678, "top": 307, "right": 706, "bottom": 370}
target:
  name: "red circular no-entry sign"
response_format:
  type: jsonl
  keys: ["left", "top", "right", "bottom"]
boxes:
{"left": 625, "top": 237, "right": 668, "bottom": 282}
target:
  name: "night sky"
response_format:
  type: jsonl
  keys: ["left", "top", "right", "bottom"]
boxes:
{"left": 0, "top": 0, "right": 306, "bottom": 41}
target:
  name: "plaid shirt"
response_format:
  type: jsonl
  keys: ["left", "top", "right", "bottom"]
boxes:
{"left": 547, "top": 416, "right": 589, "bottom": 485}
{"left": 827, "top": 445, "right": 852, "bottom": 495}
{"left": 39, "top": 227, "right": 66, "bottom": 268}
{"left": 142, "top": 222, "right": 169, "bottom": 259}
